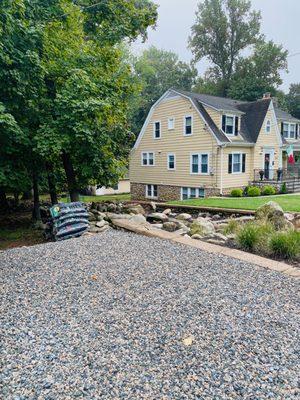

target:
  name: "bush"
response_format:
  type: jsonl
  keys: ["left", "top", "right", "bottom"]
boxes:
{"left": 237, "top": 222, "right": 274, "bottom": 252}
{"left": 223, "top": 219, "right": 239, "bottom": 235}
{"left": 243, "top": 186, "right": 251, "bottom": 196}
{"left": 230, "top": 188, "right": 243, "bottom": 197}
{"left": 261, "top": 185, "right": 276, "bottom": 196}
{"left": 247, "top": 186, "right": 261, "bottom": 197}
{"left": 280, "top": 182, "right": 287, "bottom": 194}
{"left": 269, "top": 231, "right": 300, "bottom": 259}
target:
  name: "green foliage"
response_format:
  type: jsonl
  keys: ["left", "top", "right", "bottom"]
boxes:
{"left": 223, "top": 219, "right": 239, "bottom": 235}
{"left": 130, "top": 46, "right": 197, "bottom": 135}
{"left": 286, "top": 83, "right": 300, "bottom": 119}
{"left": 230, "top": 188, "right": 243, "bottom": 197}
{"left": 261, "top": 185, "right": 276, "bottom": 196}
{"left": 269, "top": 231, "right": 300, "bottom": 259}
{"left": 280, "top": 182, "right": 287, "bottom": 194}
{"left": 189, "top": 0, "right": 261, "bottom": 95}
{"left": 247, "top": 186, "right": 261, "bottom": 197}
{"left": 237, "top": 221, "right": 273, "bottom": 251}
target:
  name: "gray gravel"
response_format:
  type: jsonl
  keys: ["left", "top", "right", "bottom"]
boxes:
{"left": 1, "top": 230, "right": 299, "bottom": 399}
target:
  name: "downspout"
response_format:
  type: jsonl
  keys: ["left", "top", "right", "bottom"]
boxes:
{"left": 220, "top": 145, "right": 225, "bottom": 196}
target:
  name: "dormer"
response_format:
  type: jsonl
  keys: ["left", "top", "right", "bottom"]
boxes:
{"left": 221, "top": 114, "right": 240, "bottom": 137}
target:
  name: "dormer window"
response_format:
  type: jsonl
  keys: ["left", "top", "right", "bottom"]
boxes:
{"left": 222, "top": 115, "right": 239, "bottom": 135}
{"left": 266, "top": 120, "right": 271, "bottom": 133}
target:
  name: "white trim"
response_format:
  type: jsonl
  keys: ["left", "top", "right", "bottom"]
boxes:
{"left": 168, "top": 117, "right": 175, "bottom": 130}
{"left": 269, "top": 100, "right": 283, "bottom": 147}
{"left": 133, "top": 90, "right": 172, "bottom": 150}
{"left": 153, "top": 120, "right": 161, "bottom": 139}
{"left": 231, "top": 152, "right": 243, "bottom": 174}
{"left": 265, "top": 119, "right": 271, "bottom": 133}
{"left": 183, "top": 115, "right": 193, "bottom": 136}
{"left": 145, "top": 184, "right": 158, "bottom": 199}
{"left": 141, "top": 151, "right": 155, "bottom": 166}
{"left": 181, "top": 187, "right": 205, "bottom": 200}
{"left": 190, "top": 152, "right": 210, "bottom": 175}
{"left": 220, "top": 145, "right": 224, "bottom": 195}
{"left": 167, "top": 153, "right": 176, "bottom": 170}
{"left": 221, "top": 113, "right": 237, "bottom": 136}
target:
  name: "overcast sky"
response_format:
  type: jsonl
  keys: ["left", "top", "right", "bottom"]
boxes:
{"left": 133, "top": 0, "right": 300, "bottom": 93}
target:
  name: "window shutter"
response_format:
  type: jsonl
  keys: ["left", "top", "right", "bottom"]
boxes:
{"left": 222, "top": 115, "right": 226, "bottom": 132}
{"left": 235, "top": 116, "right": 239, "bottom": 136}
{"left": 281, "top": 122, "right": 284, "bottom": 136}
{"left": 242, "top": 154, "right": 246, "bottom": 173}
{"left": 296, "top": 124, "right": 299, "bottom": 139}
{"left": 228, "top": 154, "right": 232, "bottom": 174}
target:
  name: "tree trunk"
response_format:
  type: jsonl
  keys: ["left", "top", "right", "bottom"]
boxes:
{"left": 13, "top": 192, "right": 19, "bottom": 206}
{"left": 32, "top": 170, "right": 41, "bottom": 221}
{"left": 0, "top": 188, "right": 9, "bottom": 210}
{"left": 61, "top": 151, "right": 80, "bottom": 202}
{"left": 22, "top": 191, "right": 33, "bottom": 200}
{"left": 46, "top": 162, "right": 58, "bottom": 205}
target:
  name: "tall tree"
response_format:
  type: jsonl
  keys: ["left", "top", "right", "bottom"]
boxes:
{"left": 189, "top": 0, "right": 261, "bottom": 96}
{"left": 286, "top": 84, "right": 300, "bottom": 119}
{"left": 228, "top": 40, "right": 288, "bottom": 101}
{"left": 130, "top": 46, "right": 198, "bottom": 135}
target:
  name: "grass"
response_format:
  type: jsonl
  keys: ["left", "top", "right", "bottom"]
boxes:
{"left": 169, "top": 194, "right": 300, "bottom": 212}
{"left": 0, "top": 226, "right": 43, "bottom": 250}
{"left": 41, "top": 193, "right": 131, "bottom": 203}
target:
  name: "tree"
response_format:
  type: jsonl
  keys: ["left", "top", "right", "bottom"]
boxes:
{"left": 228, "top": 40, "right": 288, "bottom": 101}
{"left": 189, "top": 0, "right": 261, "bottom": 96}
{"left": 286, "top": 84, "right": 300, "bottom": 119}
{"left": 130, "top": 46, "right": 198, "bottom": 134}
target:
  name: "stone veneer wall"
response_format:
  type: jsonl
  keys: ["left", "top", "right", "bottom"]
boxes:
{"left": 131, "top": 183, "right": 220, "bottom": 201}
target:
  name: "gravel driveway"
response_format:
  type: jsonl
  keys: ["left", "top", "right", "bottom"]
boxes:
{"left": 1, "top": 230, "right": 299, "bottom": 399}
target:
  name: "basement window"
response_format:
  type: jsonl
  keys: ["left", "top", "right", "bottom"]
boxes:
{"left": 181, "top": 187, "right": 205, "bottom": 200}
{"left": 146, "top": 184, "right": 158, "bottom": 199}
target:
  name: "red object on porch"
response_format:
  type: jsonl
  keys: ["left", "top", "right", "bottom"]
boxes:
{"left": 288, "top": 154, "right": 295, "bottom": 164}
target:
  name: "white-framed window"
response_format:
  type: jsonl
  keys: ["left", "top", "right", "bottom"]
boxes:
{"left": 283, "top": 122, "right": 296, "bottom": 139}
{"left": 228, "top": 152, "right": 246, "bottom": 174}
{"left": 141, "top": 152, "right": 155, "bottom": 166}
{"left": 153, "top": 121, "right": 161, "bottom": 139}
{"left": 266, "top": 120, "right": 271, "bottom": 133}
{"left": 222, "top": 114, "right": 239, "bottom": 135}
{"left": 168, "top": 117, "right": 175, "bottom": 130}
{"left": 181, "top": 187, "right": 205, "bottom": 200}
{"left": 146, "top": 184, "right": 158, "bottom": 199}
{"left": 167, "top": 153, "right": 176, "bottom": 170}
{"left": 190, "top": 153, "right": 209, "bottom": 175}
{"left": 184, "top": 115, "right": 193, "bottom": 136}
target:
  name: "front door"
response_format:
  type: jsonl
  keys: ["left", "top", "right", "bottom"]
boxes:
{"left": 264, "top": 150, "right": 275, "bottom": 180}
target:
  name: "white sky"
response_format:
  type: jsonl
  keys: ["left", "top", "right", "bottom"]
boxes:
{"left": 133, "top": 0, "right": 300, "bottom": 93}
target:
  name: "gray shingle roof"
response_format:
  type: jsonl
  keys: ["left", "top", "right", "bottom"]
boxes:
{"left": 172, "top": 89, "right": 299, "bottom": 145}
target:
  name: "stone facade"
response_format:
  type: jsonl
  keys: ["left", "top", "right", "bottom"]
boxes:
{"left": 131, "top": 183, "right": 220, "bottom": 201}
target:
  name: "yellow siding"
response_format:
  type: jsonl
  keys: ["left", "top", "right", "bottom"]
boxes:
{"left": 203, "top": 105, "right": 221, "bottom": 128}
{"left": 130, "top": 96, "right": 219, "bottom": 188}
{"left": 253, "top": 109, "right": 281, "bottom": 170}
{"left": 221, "top": 147, "right": 254, "bottom": 188}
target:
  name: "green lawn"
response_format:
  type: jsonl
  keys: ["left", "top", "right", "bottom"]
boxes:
{"left": 169, "top": 195, "right": 300, "bottom": 212}
{"left": 46, "top": 193, "right": 131, "bottom": 203}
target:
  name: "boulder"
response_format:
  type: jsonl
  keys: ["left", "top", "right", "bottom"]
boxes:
{"left": 255, "top": 201, "right": 288, "bottom": 230}
{"left": 147, "top": 212, "right": 169, "bottom": 223}
{"left": 162, "top": 221, "right": 178, "bottom": 232}
{"left": 107, "top": 203, "right": 118, "bottom": 212}
{"left": 150, "top": 201, "right": 157, "bottom": 211}
{"left": 190, "top": 217, "right": 215, "bottom": 236}
{"left": 123, "top": 204, "right": 146, "bottom": 215}
{"left": 95, "top": 220, "right": 108, "bottom": 228}
{"left": 202, "top": 232, "right": 227, "bottom": 242}
{"left": 105, "top": 213, "right": 132, "bottom": 222}
{"left": 191, "top": 234, "right": 203, "bottom": 240}
{"left": 162, "top": 208, "right": 172, "bottom": 215}
{"left": 151, "top": 223, "right": 163, "bottom": 229}
{"left": 129, "top": 214, "right": 147, "bottom": 225}
{"left": 176, "top": 213, "right": 192, "bottom": 221}
{"left": 88, "top": 212, "right": 97, "bottom": 222}
{"left": 292, "top": 215, "right": 300, "bottom": 231}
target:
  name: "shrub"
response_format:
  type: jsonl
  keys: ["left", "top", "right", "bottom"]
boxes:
{"left": 223, "top": 219, "right": 239, "bottom": 235}
{"left": 243, "top": 186, "right": 251, "bottom": 196}
{"left": 237, "top": 222, "right": 274, "bottom": 252}
{"left": 280, "top": 182, "right": 287, "bottom": 194}
{"left": 247, "top": 186, "right": 261, "bottom": 197}
{"left": 261, "top": 185, "right": 276, "bottom": 196}
{"left": 230, "top": 188, "right": 243, "bottom": 197}
{"left": 269, "top": 231, "right": 300, "bottom": 259}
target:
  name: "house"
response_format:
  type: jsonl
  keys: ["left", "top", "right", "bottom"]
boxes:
{"left": 95, "top": 178, "right": 130, "bottom": 196}
{"left": 129, "top": 89, "right": 300, "bottom": 201}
